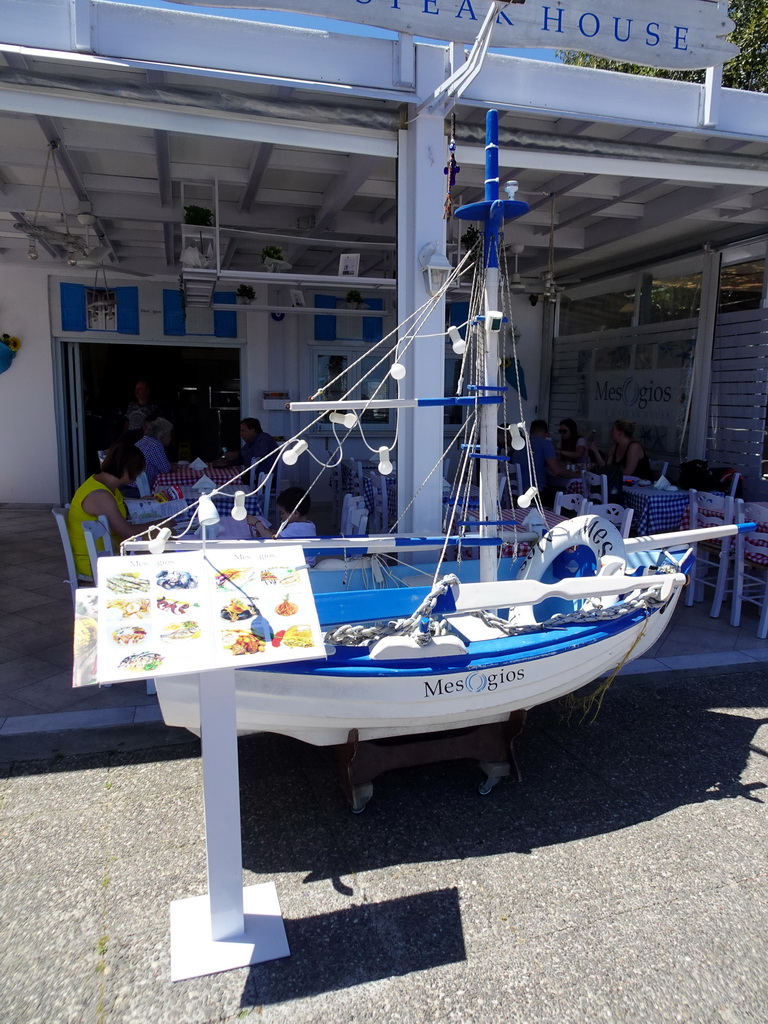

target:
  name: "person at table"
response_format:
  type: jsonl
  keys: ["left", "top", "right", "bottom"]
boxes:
{"left": 213, "top": 418, "right": 278, "bottom": 472}
{"left": 125, "top": 378, "right": 161, "bottom": 433}
{"left": 556, "top": 418, "right": 589, "bottom": 465}
{"left": 590, "top": 418, "right": 653, "bottom": 480}
{"left": 248, "top": 487, "right": 318, "bottom": 567}
{"left": 135, "top": 417, "right": 173, "bottom": 490}
{"left": 67, "top": 442, "right": 149, "bottom": 577}
{"left": 513, "top": 419, "right": 580, "bottom": 505}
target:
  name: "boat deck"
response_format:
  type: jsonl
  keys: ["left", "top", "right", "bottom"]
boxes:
{"left": 1, "top": 506, "right": 766, "bottom": 738}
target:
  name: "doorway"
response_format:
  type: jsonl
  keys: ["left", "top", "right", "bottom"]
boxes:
{"left": 59, "top": 340, "right": 242, "bottom": 495}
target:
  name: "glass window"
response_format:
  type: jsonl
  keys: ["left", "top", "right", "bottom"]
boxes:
{"left": 644, "top": 273, "right": 701, "bottom": 323}
{"left": 312, "top": 348, "right": 394, "bottom": 428}
{"left": 558, "top": 289, "right": 635, "bottom": 335}
{"left": 718, "top": 260, "right": 765, "bottom": 314}
{"left": 595, "top": 345, "right": 631, "bottom": 371}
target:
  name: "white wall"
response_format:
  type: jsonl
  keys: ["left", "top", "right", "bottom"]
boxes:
{"left": 0, "top": 268, "right": 59, "bottom": 504}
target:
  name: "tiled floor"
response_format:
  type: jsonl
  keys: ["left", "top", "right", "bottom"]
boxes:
{"left": 0, "top": 506, "right": 765, "bottom": 735}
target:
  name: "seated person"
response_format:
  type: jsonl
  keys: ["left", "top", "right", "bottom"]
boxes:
{"left": 135, "top": 417, "right": 173, "bottom": 489}
{"left": 512, "top": 419, "right": 580, "bottom": 506}
{"left": 590, "top": 418, "right": 652, "bottom": 480}
{"left": 557, "top": 418, "right": 589, "bottom": 465}
{"left": 248, "top": 487, "right": 317, "bottom": 565}
{"left": 67, "top": 442, "right": 149, "bottom": 577}
{"left": 214, "top": 418, "right": 278, "bottom": 472}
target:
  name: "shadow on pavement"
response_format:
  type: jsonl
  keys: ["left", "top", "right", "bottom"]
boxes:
{"left": 241, "top": 887, "right": 465, "bottom": 1006}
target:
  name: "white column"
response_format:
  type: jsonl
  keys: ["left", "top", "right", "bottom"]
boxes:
{"left": 396, "top": 109, "right": 448, "bottom": 536}
{"left": 687, "top": 249, "right": 722, "bottom": 459}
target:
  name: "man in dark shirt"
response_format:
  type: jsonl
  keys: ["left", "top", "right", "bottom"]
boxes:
{"left": 217, "top": 417, "right": 278, "bottom": 472}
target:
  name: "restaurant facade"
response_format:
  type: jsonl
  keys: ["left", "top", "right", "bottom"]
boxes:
{"left": 1, "top": 0, "right": 767, "bottom": 520}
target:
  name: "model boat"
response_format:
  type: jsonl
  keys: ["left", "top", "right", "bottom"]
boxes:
{"left": 151, "top": 112, "right": 750, "bottom": 789}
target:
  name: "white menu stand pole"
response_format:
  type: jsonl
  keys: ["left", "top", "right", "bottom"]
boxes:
{"left": 169, "top": 668, "right": 290, "bottom": 981}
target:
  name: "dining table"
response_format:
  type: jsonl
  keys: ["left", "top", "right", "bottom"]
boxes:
{"left": 126, "top": 482, "right": 264, "bottom": 531}
{"left": 154, "top": 465, "right": 240, "bottom": 489}
{"left": 621, "top": 483, "right": 689, "bottom": 536}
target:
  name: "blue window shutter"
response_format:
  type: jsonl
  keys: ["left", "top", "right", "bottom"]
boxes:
{"left": 163, "top": 289, "right": 186, "bottom": 336}
{"left": 213, "top": 291, "right": 237, "bottom": 338}
{"left": 60, "top": 283, "right": 86, "bottom": 332}
{"left": 363, "top": 297, "right": 383, "bottom": 343}
{"left": 115, "top": 287, "right": 139, "bottom": 334}
{"left": 314, "top": 294, "right": 336, "bottom": 340}
{"left": 449, "top": 301, "right": 470, "bottom": 339}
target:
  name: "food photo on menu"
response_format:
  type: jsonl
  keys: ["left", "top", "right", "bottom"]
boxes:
{"left": 93, "top": 548, "right": 325, "bottom": 683}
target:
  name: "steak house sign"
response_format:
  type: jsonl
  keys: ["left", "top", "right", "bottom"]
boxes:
{"left": 170, "top": 0, "right": 737, "bottom": 70}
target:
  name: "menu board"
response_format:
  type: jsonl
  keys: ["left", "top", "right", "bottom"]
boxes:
{"left": 91, "top": 546, "right": 326, "bottom": 683}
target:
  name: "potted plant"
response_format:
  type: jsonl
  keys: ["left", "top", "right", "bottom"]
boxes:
{"left": 261, "top": 244, "right": 292, "bottom": 272}
{"left": 183, "top": 205, "right": 213, "bottom": 226}
{"left": 236, "top": 284, "right": 256, "bottom": 305}
{"left": 345, "top": 289, "right": 366, "bottom": 309}
{"left": 461, "top": 225, "right": 482, "bottom": 269}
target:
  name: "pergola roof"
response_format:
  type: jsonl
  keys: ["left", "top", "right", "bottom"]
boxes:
{"left": 1, "top": 0, "right": 767, "bottom": 288}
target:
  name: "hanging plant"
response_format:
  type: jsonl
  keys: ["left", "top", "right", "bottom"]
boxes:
{"left": 261, "top": 244, "right": 285, "bottom": 262}
{"left": 183, "top": 205, "right": 213, "bottom": 226}
{"left": 0, "top": 333, "right": 21, "bottom": 375}
{"left": 236, "top": 284, "right": 256, "bottom": 304}
{"left": 345, "top": 290, "right": 365, "bottom": 309}
{"left": 461, "top": 225, "right": 482, "bottom": 260}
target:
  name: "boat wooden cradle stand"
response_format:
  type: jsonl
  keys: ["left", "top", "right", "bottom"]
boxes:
{"left": 334, "top": 710, "right": 528, "bottom": 812}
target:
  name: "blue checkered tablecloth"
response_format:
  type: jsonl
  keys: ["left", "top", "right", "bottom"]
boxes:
{"left": 362, "top": 471, "right": 398, "bottom": 524}
{"left": 622, "top": 485, "right": 688, "bottom": 536}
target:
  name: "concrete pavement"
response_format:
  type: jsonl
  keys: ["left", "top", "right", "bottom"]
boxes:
{"left": 2, "top": 663, "right": 766, "bottom": 1023}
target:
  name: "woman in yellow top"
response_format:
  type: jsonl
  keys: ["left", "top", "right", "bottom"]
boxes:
{"left": 68, "top": 442, "right": 147, "bottom": 577}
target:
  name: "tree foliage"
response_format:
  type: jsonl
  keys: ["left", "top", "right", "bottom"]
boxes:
{"left": 559, "top": 0, "right": 768, "bottom": 92}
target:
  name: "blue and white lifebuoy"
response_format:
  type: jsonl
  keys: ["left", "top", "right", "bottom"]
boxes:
{"left": 518, "top": 515, "right": 626, "bottom": 622}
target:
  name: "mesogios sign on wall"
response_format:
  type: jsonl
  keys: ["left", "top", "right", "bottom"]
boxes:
{"left": 589, "top": 368, "right": 685, "bottom": 449}
{"left": 168, "top": 0, "right": 737, "bottom": 70}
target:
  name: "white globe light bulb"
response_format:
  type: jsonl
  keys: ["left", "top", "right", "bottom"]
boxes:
{"left": 447, "top": 326, "right": 465, "bottom": 355}
{"left": 282, "top": 439, "right": 308, "bottom": 466}
{"left": 390, "top": 362, "right": 406, "bottom": 380}
{"left": 517, "top": 486, "right": 538, "bottom": 510}
{"left": 148, "top": 527, "right": 172, "bottom": 554}
{"left": 231, "top": 491, "right": 247, "bottom": 521}
{"left": 378, "top": 445, "right": 393, "bottom": 475}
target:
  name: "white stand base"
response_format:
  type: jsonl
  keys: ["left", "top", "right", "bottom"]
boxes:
{"left": 170, "top": 881, "right": 290, "bottom": 981}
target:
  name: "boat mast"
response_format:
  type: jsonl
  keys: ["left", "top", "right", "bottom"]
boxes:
{"left": 455, "top": 110, "right": 529, "bottom": 582}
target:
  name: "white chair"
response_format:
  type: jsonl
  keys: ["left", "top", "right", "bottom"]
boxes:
{"left": 731, "top": 501, "right": 768, "bottom": 639}
{"left": 553, "top": 491, "right": 589, "bottom": 516}
{"left": 685, "top": 489, "right": 735, "bottom": 617}
{"left": 649, "top": 459, "right": 669, "bottom": 481}
{"left": 581, "top": 470, "right": 609, "bottom": 504}
{"left": 499, "top": 464, "right": 522, "bottom": 508}
{"left": 340, "top": 493, "right": 367, "bottom": 534}
{"left": 81, "top": 516, "right": 114, "bottom": 581}
{"left": 255, "top": 471, "right": 274, "bottom": 521}
{"left": 348, "top": 506, "right": 369, "bottom": 536}
{"left": 370, "top": 472, "right": 390, "bottom": 533}
{"left": 52, "top": 506, "right": 92, "bottom": 606}
{"left": 134, "top": 471, "right": 151, "bottom": 497}
{"left": 585, "top": 502, "right": 634, "bottom": 538}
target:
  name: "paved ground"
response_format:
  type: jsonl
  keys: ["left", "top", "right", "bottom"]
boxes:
{"left": 2, "top": 505, "right": 767, "bottom": 1022}
{"left": 2, "top": 664, "right": 767, "bottom": 1024}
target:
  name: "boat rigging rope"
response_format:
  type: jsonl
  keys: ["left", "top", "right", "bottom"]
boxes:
{"left": 325, "top": 573, "right": 459, "bottom": 647}
{"left": 324, "top": 566, "right": 678, "bottom": 647}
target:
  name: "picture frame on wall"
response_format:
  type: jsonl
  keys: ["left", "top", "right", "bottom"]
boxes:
{"left": 339, "top": 253, "right": 360, "bottom": 277}
{"left": 290, "top": 289, "right": 305, "bottom": 307}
